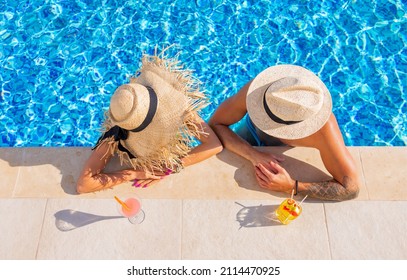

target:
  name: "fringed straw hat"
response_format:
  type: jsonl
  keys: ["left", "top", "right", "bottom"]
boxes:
{"left": 246, "top": 65, "right": 332, "bottom": 140}
{"left": 94, "top": 47, "right": 207, "bottom": 173}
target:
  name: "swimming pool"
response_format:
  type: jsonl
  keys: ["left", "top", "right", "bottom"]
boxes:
{"left": 1, "top": 0, "right": 406, "bottom": 147}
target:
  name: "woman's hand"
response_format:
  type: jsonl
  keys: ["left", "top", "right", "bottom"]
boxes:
{"left": 122, "top": 169, "right": 162, "bottom": 180}
{"left": 133, "top": 178, "right": 163, "bottom": 188}
{"left": 128, "top": 169, "right": 170, "bottom": 188}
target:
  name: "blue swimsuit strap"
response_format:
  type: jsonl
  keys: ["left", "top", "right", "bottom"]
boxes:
{"left": 245, "top": 114, "right": 263, "bottom": 146}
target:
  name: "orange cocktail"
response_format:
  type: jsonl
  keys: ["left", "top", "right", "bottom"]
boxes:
{"left": 275, "top": 198, "right": 302, "bottom": 225}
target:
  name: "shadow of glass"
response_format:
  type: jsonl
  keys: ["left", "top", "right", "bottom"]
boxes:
{"left": 54, "top": 209, "right": 123, "bottom": 231}
{"left": 235, "top": 202, "right": 282, "bottom": 228}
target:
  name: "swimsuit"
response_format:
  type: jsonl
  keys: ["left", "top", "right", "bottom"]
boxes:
{"left": 238, "top": 114, "right": 285, "bottom": 146}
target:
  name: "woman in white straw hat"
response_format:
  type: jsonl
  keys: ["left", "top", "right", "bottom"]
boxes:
{"left": 77, "top": 49, "right": 222, "bottom": 193}
{"left": 209, "top": 65, "right": 360, "bottom": 201}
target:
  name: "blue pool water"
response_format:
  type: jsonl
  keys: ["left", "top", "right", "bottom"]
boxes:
{"left": 0, "top": 0, "right": 406, "bottom": 147}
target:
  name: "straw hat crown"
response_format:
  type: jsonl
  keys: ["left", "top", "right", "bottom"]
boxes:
{"left": 109, "top": 84, "right": 152, "bottom": 130}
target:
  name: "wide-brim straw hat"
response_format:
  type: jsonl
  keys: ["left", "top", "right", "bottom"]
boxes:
{"left": 97, "top": 48, "right": 207, "bottom": 172}
{"left": 246, "top": 65, "right": 332, "bottom": 140}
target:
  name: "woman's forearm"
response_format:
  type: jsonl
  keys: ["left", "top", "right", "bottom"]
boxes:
{"left": 182, "top": 140, "right": 223, "bottom": 167}
{"left": 76, "top": 169, "right": 135, "bottom": 193}
{"left": 182, "top": 120, "right": 223, "bottom": 167}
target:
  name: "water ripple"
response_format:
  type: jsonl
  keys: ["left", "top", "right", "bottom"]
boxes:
{"left": 0, "top": 0, "right": 406, "bottom": 146}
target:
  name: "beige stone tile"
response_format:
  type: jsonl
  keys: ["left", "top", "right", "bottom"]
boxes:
{"left": 14, "top": 147, "right": 92, "bottom": 198}
{"left": 36, "top": 198, "right": 181, "bottom": 259}
{"left": 75, "top": 146, "right": 368, "bottom": 201}
{"left": 360, "top": 147, "right": 407, "bottom": 200}
{"left": 9, "top": 146, "right": 371, "bottom": 201}
{"left": 273, "top": 146, "right": 332, "bottom": 182}
{"left": 0, "top": 148, "right": 24, "bottom": 197}
{"left": 0, "top": 198, "right": 47, "bottom": 259}
{"left": 85, "top": 149, "right": 280, "bottom": 200}
{"left": 182, "top": 200, "right": 330, "bottom": 259}
{"left": 146, "top": 146, "right": 353, "bottom": 201}
{"left": 138, "top": 146, "right": 326, "bottom": 200}
{"left": 82, "top": 147, "right": 335, "bottom": 200}
{"left": 347, "top": 147, "right": 368, "bottom": 199}
{"left": 157, "top": 152, "right": 275, "bottom": 200}
{"left": 325, "top": 201, "right": 407, "bottom": 259}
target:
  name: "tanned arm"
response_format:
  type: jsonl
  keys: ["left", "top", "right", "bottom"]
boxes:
{"left": 296, "top": 116, "right": 360, "bottom": 201}
{"left": 209, "top": 80, "right": 284, "bottom": 167}
{"left": 76, "top": 142, "right": 162, "bottom": 193}
{"left": 209, "top": 81, "right": 255, "bottom": 159}
{"left": 181, "top": 115, "right": 223, "bottom": 167}
{"left": 299, "top": 177, "right": 359, "bottom": 201}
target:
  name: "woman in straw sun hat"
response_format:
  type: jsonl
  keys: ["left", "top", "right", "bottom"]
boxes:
{"left": 77, "top": 48, "right": 222, "bottom": 193}
{"left": 209, "top": 65, "right": 361, "bottom": 201}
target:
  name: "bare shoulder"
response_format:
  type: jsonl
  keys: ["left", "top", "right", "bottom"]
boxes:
{"left": 285, "top": 114, "right": 345, "bottom": 148}
{"left": 320, "top": 114, "right": 348, "bottom": 151}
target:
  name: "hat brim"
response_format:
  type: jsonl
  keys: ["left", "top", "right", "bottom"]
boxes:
{"left": 246, "top": 65, "right": 332, "bottom": 140}
{"left": 101, "top": 49, "right": 207, "bottom": 172}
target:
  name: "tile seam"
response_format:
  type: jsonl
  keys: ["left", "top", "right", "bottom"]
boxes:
{"left": 11, "top": 148, "right": 25, "bottom": 198}
{"left": 35, "top": 198, "right": 49, "bottom": 260}
{"left": 11, "top": 167, "right": 21, "bottom": 198}
{"left": 358, "top": 148, "right": 370, "bottom": 200}
{"left": 323, "top": 203, "right": 333, "bottom": 260}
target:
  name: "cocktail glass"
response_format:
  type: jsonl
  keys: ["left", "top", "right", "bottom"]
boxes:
{"left": 274, "top": 198, "right": 302, "bottom": 225}
{"left": 273, "top": 194, "right": 308, "bottom": 225}
{"left": 114, "top": 195, "right": 145, "bottom": 224}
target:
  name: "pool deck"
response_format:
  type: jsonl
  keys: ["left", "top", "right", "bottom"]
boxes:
{"left": 0, "top": 146, "right": 406, "bottom": 260}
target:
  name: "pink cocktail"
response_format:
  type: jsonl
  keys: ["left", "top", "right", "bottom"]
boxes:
{"left": 120, "top": 197, "right": 141, "bottom": 218}
{"left": 115, "top": 195, "right": 145, "bottom": 224}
